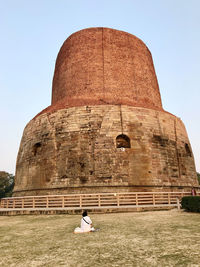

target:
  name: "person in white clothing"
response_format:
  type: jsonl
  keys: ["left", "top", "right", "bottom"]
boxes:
{"left": 74, "top": 210, "right": 95, "bottom": 233}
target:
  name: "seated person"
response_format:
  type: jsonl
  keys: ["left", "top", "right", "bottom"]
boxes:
{"left": 74, "top": 210, "right": 95, "bottom": 233}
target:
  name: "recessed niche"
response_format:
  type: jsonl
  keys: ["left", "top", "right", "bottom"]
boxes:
{"left": 33, "top": 142, "right": 42, "bottom": 156}
{"left": 116, "top": 134, "right": 131, "bottom": 148}
{"left": 185, "top": 143, "right": 192, "bottom": 157}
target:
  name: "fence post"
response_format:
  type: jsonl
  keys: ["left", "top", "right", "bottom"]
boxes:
{"left": 176, "top": 197, "right": 180, "bottom": 210}
{"left": 62, "top": 196, "right": 65, "bottom": 208}
{"left": 117, "top": 194, "right": 120, "bottom": 206}
{"left": 168, "top": 193, "right": 171, "bottom": 205}
{"left": 33, "top": 197, "right": 35, "bottom": 208}
{"left": 46, "top": 197, "right": 49, "bottom": 208}
{"left": 136, "top": 193, "right": 140, "bottom": 211}
{"left": 153, "top": 193, "right": 155, "bottom": 206}
{"left": 0, "top": 199, "right": 3, "bottom": 208}
{"left": 136, "top": 193, "right": 138, "bottom": 206}
{"left": 98, "top": 194, "right": 101, "bottom": 207}
{"left": 80, "top": 195, "right": 82, "bottom": 208}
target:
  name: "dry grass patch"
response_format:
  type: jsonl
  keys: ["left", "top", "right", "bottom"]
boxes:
{"left": 0, "top": 210, "right": 199, "bottom": 267}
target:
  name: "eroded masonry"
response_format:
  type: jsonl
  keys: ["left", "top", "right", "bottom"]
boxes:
{"left": 14, "top": 28, "right": 199, "bottom": 196}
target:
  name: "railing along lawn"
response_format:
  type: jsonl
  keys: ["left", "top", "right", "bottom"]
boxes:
{"left": 0, "top": 191, "right": 195, "bottom": 210}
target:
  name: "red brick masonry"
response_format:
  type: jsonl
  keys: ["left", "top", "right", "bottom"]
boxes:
{"left": 36, "top": 28, "right": 163, "bottom": 119}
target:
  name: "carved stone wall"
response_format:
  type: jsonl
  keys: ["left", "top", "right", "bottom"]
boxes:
{"left": 14, "top": 105, "right": 198, "bottom": 196}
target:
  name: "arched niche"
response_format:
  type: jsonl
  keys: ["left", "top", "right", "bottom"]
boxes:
{"left": 185, "top": 143, "right": 192, "bottom": 157}
{"left": 33, "top": 142, "right": 42, "bottom": 156}
{"left": 116, "top": 134, "right": 131, "bottom": 148}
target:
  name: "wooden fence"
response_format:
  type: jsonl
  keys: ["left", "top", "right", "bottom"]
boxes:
{"left": 0, "top": 192, "right": 195, "bottom": 211}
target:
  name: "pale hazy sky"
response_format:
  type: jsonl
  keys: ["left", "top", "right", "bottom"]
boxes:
{"left": 0, "top": 0, "right": 200, "bottom": 174}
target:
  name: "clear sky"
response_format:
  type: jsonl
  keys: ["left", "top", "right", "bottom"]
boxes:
{"left": 0, "top": 0, "right": 200, "bottom": 174}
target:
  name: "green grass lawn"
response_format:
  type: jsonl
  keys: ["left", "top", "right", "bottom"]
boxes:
{"left": 0, "top": 210, "right": 199, "bottom": 267}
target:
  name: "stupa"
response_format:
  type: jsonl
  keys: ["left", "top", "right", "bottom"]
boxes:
{"left": 13, "top": 28, "right": 199, "bottom": 196}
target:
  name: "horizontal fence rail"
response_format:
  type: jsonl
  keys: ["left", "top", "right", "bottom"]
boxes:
{"left": 0, "top": 192, "right": 198, "bottom": 211}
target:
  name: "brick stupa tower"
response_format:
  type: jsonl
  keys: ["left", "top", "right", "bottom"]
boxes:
{"left": 14, "top": 28, "right": 199, "bottom": 196}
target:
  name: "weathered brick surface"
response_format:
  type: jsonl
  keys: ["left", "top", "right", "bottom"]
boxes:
{"left": 14, "top": 28, "right": 198, "bottom": 196}
{"left": 50, "top": 28, "right": 162, "bottom": 113}
{"left": 14, "top": 105, "right": 198, "bottom": 196}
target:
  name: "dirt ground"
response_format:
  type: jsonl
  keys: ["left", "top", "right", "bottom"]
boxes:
{"left": 0, "top": 209, "right": 199, "bottom": 267}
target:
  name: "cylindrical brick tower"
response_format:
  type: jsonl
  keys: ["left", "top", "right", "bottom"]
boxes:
{"left": 14, "top": 28, "right": 198, "bottom": 196}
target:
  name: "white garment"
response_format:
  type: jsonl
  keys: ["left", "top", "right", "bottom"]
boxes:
{"left": 74, "top": 216, "right": 94, "bottom": 233}
{"left": 81, "top": 216, "right": 92, "bottom": 232}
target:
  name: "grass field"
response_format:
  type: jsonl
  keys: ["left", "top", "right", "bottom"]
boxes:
{"left": 0, "top": 209, "right": 199, "bottom": 267}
